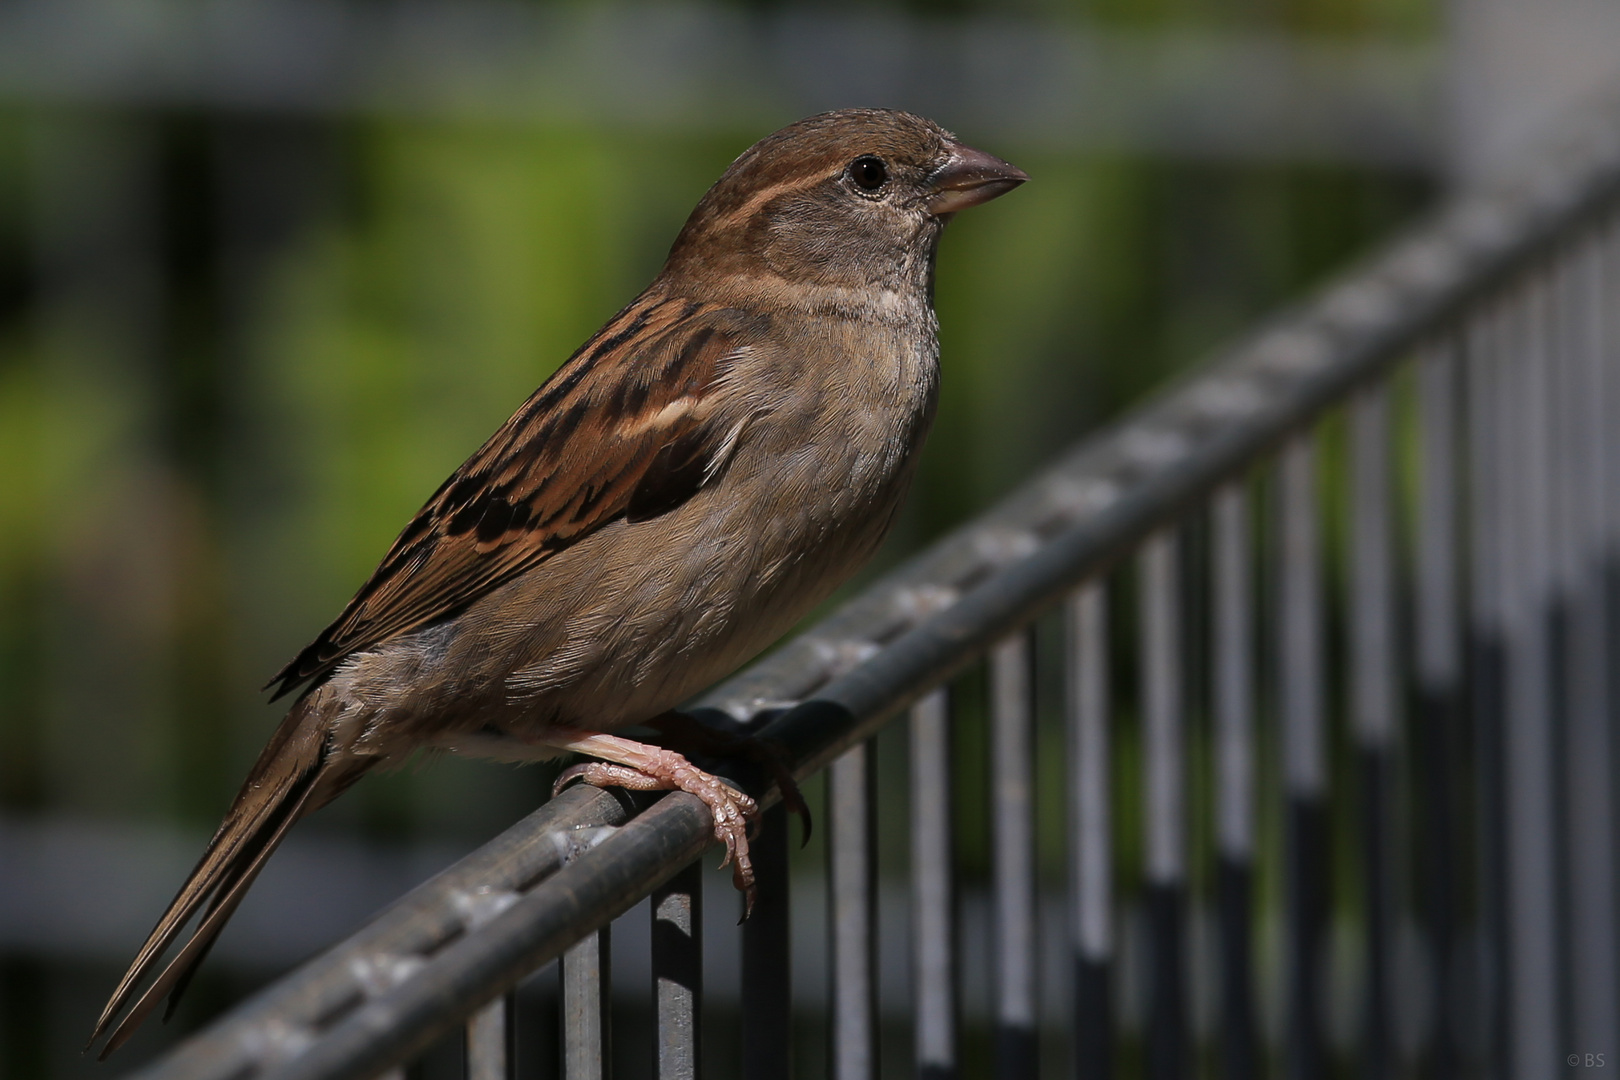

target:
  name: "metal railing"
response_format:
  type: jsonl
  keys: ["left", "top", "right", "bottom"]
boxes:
{"left": 127, "top": 99, "right": 1620, "bottom": 1080}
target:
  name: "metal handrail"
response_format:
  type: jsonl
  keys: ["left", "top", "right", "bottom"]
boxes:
{"left": 128, "top": 98, "right": 1620, "bottom": 1080}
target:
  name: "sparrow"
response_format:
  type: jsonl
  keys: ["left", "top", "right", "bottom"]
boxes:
{"left": 91, "top": 108, "right": 1025, "bottom": 1055}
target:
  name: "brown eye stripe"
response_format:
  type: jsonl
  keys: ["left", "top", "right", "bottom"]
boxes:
{"left": 696, "top": 171, "right": 837, "bottom": 234}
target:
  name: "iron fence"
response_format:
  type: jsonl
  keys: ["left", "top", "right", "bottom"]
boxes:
{"left": 121, "top": 97, "right": 1620, "bottom": 1080}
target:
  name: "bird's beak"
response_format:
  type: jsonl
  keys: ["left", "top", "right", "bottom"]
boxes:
{"left": 925, "top": 143, "right": 1029, "bottom": 215}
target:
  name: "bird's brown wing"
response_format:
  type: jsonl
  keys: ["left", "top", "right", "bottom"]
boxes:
{"left": 269, "top": 294, "right": 766, "bottom": 700}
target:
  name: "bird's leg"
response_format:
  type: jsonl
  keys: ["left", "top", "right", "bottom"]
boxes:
{"left": 644, "top": 710, "right": 812, "bottom": 845}
{"left": 548, "top": 731, "right": 759, "bottom": 900}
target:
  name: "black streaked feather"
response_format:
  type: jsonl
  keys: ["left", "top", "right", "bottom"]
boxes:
{"left": 266, "top": 297, "right": 752, "bottom": 701}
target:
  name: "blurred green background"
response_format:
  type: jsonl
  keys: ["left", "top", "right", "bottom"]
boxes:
{"left": 0, "top": 0, "right": 1443, "bottom": 1074}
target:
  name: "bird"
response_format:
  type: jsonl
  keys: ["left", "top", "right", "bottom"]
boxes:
{"left": 90, "top": 107, "right": 1025, "bottom": 1055}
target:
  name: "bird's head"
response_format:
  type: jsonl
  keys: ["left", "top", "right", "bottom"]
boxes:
{"left": 661, "top": 108, "right": 1027, "bottom": 304}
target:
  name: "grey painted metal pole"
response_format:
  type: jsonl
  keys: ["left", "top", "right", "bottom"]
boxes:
{"left": 1278, "top": 435, "right": 1326, "bottom": 1080}
{"left": 1415, "top": 338, "right": 1461, "bottom": 1079}
{"left": 1607, "top": 213, "right": 1620, "bottom": 558}
{"left": 910, "top": 688, "right": 957, "bottom": 1080}
{"left": 1278, "top": 433, "right": 1327, "bottom": 811}
{"left": 466, "top": 992, "right": 515, "bottom": 1080}
{"left": 1547, "top": 252, "right": 1581, "bottom": 1058}
{"left": 1467, "top": 297, "right": 1511, "bottom": 1076}
{"left": 1349, "top": 382, "right": 1397, "bottom": 759}
{"left": 1140, "top": 530, "right": 1187, "bottom": 1080}
{"left": 829, "top": 742, "right": 878, "bottom": 1080}
{"left": 1500, "top": 275, "right": 1561, "bottom": 1080}
{"left": 1417, "top": 341, "right": 1462, "bottom": 702}
{"left": 652, "top": 860, "right": 702, "bottom": 1080}
{"left": 1562, "top": 234, "right": 1618, "bottom": 1065}
{"left": 1351, "top": 382, "right": 1398, "bottom": 1080}
{"left": 1212, "top": 483, "right": 1259, "bottom": 1080}
{"left": 1066, "top": 582, "right": 1111, "bottom": 1080}
{"left": 1213, "top": 484, "right": 1256, "bottom": 896}
{"left": 1546, "top": 250, "right": 1581, "bottom": 1059}
{"left": 1601, "top": 212, "right": 1620, "bottom": 1051}
{"left": 562, "top": 926, "right": 611, "bottom": 1080}
{"left": 991, "top": 632, "right": 1038, "bottom": 1080}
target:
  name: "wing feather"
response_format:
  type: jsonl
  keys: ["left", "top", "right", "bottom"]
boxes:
{"left": 268, "top": 294, "right": 766, "bottom": 699}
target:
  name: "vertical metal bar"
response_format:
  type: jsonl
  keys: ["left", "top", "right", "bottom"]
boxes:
{"left": 991, "top": 632, "right": 1038, "bottom": 1080}
{"left": 1545, "top": 254, "right": 1581, "bottom": 1066}
{"left": 742, "top": 805, "right": 792, "bottom": 1080}
{"left": 1600, "top": 212, "right": 1620, "bottom": 1052}
{"left": 1606, "top": 213, "right": 1620, "bottom": 582}
{"left": 911, "top": 688, "right": 957, "bottom": 1080}
{"left": 1278, "top": 435, "right": 1327, "bottom": 1080}
{"left": 1466, "top": 297, "right": 1510, "bottom": 1078}
{"left": 1607, "top": 211, "right": 1620, "bottom": 551}
{"left": 562, "top": 927, "right": 611, "bottom": 1080}
{"left": 1564, "top": 233, "right": 1618, "bottom": 1064}
{"left": 1500, "top": 274, "right": 1560, "bottom": 1080}
{"left": 829, "top": 741, "right": 878, "bottom": 1080}
{"left": 1067, "top": 582, "right": 1112, "bottom": 1080}
{"left": 652, "top": 860, "right": 703, "bottom": 1080}
{"left": 1416, "top": 339, "right": 1461, "bottom": 1080}
{"left": 1140, "top": 530, "right": 1187, "bottom": 1080}
{"left": 1351, "top": 383, "right": 1397, "bottom": 1080}
{"left": 467, "top": 992, "right": 516, "bottom": 1080}
{"left": 1212, "top": 483, "right": 1259, "bottom": 1080}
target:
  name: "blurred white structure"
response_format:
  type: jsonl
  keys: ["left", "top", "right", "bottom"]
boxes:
{"left": 1447, "top": 0, "right": 1620, "bottom": 183}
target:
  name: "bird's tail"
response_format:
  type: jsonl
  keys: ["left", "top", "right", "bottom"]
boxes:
{"left": 88, "top": 692, "right": 360, "bottom": 1058}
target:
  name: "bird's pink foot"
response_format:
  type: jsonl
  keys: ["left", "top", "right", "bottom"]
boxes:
{"left": 645, "top": 710, "right": 812, "bottom": 846}
{"left": 553, "top": 745, "right": 760, "bottom": 904}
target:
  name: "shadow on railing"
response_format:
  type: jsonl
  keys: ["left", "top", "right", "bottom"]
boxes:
{"left": 130, "top": 97, "right": 1620, "bottom": 1080}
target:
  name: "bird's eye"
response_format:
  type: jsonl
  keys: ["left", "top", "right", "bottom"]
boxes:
{"left": 848, "top": 156, "right": 889, "bottom": 193}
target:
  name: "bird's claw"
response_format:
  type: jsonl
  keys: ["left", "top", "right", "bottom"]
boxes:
{"left": 551, "top": 745, "right": 759, "bottom": 912}
{"left": 646, "top": 712, "right": 812, "bottom": 847}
